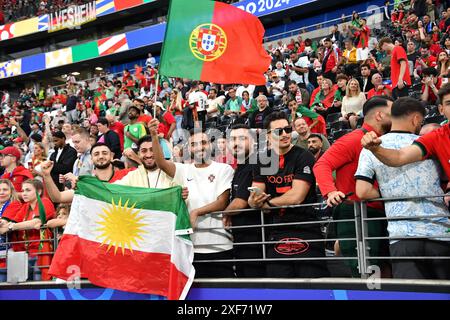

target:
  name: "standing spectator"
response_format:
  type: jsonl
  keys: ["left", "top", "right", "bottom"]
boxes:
{"left": 48, "top": 131, "right": 77, "bottom": 191}
{"left": 356, "top": 97, "right": 450, "bottom": 280}
{"left": 248, "top": 112, "right": 329, "bottom": 278}
{"left": 0, "top": 146, "right": 33, "bottom": 192}
{"left": 314, "top": 97, "right": 393, "bottom": 277}
{"left": 379, "top": 37, "right": 411, "bottom": 99}
{"left": 124, "top": 105, "right": 147, "bottom": 150}
{"left": 286, "top": 52, "right": 309, "bottom": 89}
{"left": 71, "top": 128, "right": 93, "bottom": 178}
{"left": 145, "top": 53, "right": 156, "bottom": 68}
{"left": 355, "top": 18, "right": 370, "bottom": 62}
{"left": 150, "top": 122, "right": 235, "bottom": 278}
{"left": 97, "top": 118, "right": 122, "bottom": 159}
{"left": 223, "top": 124, "right": 265, "bottom": 277}
{"left": 321, "top": 38, "right": 339, "bottom": 83}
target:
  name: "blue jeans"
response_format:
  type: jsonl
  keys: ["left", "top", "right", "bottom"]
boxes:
{"left": 28, "top": 257, "right": 41, "bottom": 281}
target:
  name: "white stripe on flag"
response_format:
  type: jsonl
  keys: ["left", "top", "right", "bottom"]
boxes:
{"left": 66, "top": 195, "right": 180, "bottom": 255}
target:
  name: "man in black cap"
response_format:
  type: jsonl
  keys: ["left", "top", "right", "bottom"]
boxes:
{"left": 49, "top": 131, "right": 78, "bottom": 191}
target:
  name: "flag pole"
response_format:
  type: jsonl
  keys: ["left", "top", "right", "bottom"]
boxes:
{"left": 154, "top": 72, "right": 160, "bottom": 118}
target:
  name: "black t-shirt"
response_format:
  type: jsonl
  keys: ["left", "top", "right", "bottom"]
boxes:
{"left": 230, "top": 163, "right": 261, "bottom": 228}
{"left": 407, "top": 51, "right": 418, "bottom": 66}
{"left": 249, "top": 106, "right": 273, "bottom": 129}
{"left": 253, "top": 146, "right": 317, "bottom": 225}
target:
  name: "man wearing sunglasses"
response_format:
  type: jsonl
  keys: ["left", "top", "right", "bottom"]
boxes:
{"left": 248, "top": 112, "right": 328, "bottom": 278}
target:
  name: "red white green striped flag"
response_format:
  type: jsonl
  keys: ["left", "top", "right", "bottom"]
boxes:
{"left": 159, "top": 0, "right": 271, "bottom": 85}
{"left": 49, "top": 176, "right": 195, "bottom": 300}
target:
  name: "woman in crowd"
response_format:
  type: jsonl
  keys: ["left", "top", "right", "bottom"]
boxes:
{"left": 3, "top": 179, "right": 55, "bottom": 281}
{"left": 0, "top": 180, "right": 21, "bottom": 282}
{"left": 168, "top": 89, "right": 185, "bottom": 144}
{"left": 437, "top": 50, "right": 450, "bottom": 77}
{"left": 340, "top": 78, "right": 366, "bottom": 129}
{"left": 311, "top": 78, "right": 336, "bottom": 118}
{"left": 26, "top": 143, "right": 47, "bottom": 175}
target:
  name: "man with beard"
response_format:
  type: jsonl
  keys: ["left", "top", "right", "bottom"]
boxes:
{"left": 307, "top": 134, "right": 325, "bottom": 161}
{"left": 355, "top": 97, "right": 450, "bottom": 280}
{"left": 248, "top": 112, "right": 328, "bottom": 278}
{"left": 124, "top": 104, "right": 147, "bottom": 150}
{"left": 314, "top": 96, "right": 393, "bottom": 277}
{"left": 41, "top": 143, "right": 135, "bottom": 203}
{"left": 222, "top": 124, "right": 266, "bottom": 277}
{"left": 149, "top": 119, "right": 235, "bottom": 278}
{"left": 42, "top": 140, "right": 185, "bottom": 203}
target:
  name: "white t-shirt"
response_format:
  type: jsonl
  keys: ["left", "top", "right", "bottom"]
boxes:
{"left": 173, "top": 161, "right": 234, "bottom": 254}
{"left": 289, "top": 56, "right": 309, "bottom": 84}
{"left": 236, "top": 85, "right": 255, "bottom": 98}
{"left": 188, "top": 91, "right": 208, "bottom": 112}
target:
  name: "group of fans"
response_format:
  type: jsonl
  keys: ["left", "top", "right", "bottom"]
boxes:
{"left": 0, "top": 0, "right": 449, "bottom": 282}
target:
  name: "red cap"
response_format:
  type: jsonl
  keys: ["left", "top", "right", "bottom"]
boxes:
{"left": 13, "top": 137, "right": 23, "bottom": 143}
{"left": 0, "top": 146, "right": 21, "bottom": 159}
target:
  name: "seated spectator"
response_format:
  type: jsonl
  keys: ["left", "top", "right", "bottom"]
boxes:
{"left": 248, "top": 95, "right": 273, "bottom": 129}
{"left": 436, "top": 50, "right": 450, "bottom": 77}
{"left": 367, "top": 72, "right": 393, "bottom": 99}
{"left": 292, "top": 117, "right": 330, "bottom": 152}
{"left": 421, "top": 67, "right": 443, "bottom": 104}
{"left": 269, "top": 73, "right": 285, "bottom": 104}
{"left": 46, "top": 204, "right": 70, "bottom": 241}
{"left": 223, "top": 87, "right": 243, "bottom": 117}
{"left": 341, "top": 78, "right": 366, "bottom": 129}
{"left": 415, "top": 43, "right": 438, "bottom": 77}
{"left": 240, "top": 90, "right": 257, "bottom": 115}
{"left": 330, "top": 74, "right": 348, "bottom": 115}
{"left": 341, "top": 39, "right": 358, "bottom": 77}
{"left": 357, "top": 64, "right": 375, "bottom": 97}
{"left": 311, "top": 78, "right": 336, "bottom": 118}
{"left": 288, "top": 99, "right": 327, "bottom": 136}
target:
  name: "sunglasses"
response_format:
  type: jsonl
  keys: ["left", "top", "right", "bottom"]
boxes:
{"left": 269, "top": 126, "right": 293, "bottom": 136}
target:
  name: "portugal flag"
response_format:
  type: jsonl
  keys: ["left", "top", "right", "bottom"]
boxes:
{"left": 159, "top": 0, "right": 271, "bottom": 85}
{"left": 48, "top": 176, "right": 195, "bottom": 300}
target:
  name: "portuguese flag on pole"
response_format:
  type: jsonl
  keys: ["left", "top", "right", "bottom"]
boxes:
{"left": 159, "top": 0, "right": 271, "bottom": 85}
{"left": 48, "top": 176, "right": 195, "bottom": 300}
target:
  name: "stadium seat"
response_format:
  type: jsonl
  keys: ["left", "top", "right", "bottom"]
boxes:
{"left": 330, "top": 129, "right": 352, "bottom": 141}
{"left": 424, "top": 114, "right": 445, "bottom": 124}
{"left": 326, "top": 112, "right": 342, "bottom": 124}
{"left": 329, "top": 120, "right": 349, "bottom": 133}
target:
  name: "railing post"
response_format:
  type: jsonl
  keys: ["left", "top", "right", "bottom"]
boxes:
{"left": 353, "top": 202, "right": 367, "bottom": 279}
{"left": 359, "top": 201, "right": 370, "bottom": 278}
{"left": 260, "top": 210, "right": 266, "bottom": 260}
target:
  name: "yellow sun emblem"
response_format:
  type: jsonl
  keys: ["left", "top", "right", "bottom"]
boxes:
{"left": 96, "top": 198, "right": 146, "bottom": 255}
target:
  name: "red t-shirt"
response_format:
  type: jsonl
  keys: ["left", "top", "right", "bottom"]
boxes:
{"left": 324, "top": 47, "right": 338, "bottom": 73}
{"left": 12, "top": 198, "right": 56, "bottom": 256}
{"left": 357, "top": 26, "right": 370, "bottom": 49}
{"left": 158, "top": 112, "right": 176, "bottom": 139}
{"left": 313, "top": 123, "right": 383, "bottom": 209}
{"left": 367, "top": 85, "right": 393, "bottom": 99}
{"left": 421, "top": 77, "right": 442, "bottom": 104}
{"left": 391, "top": 45, "right": 412, "bottom": 88}
{"left": 109, "top": 121, "right": 125, "bottom": 151}
{"left": 137, "top": 114, "right": 152, "bottom": 126}
{"left": 414, "top": 123, "right": 450, "bottom": 179}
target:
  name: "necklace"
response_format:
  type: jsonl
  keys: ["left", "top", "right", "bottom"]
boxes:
{"left": 148, "top": 169, "right": 162, "bottom": 188}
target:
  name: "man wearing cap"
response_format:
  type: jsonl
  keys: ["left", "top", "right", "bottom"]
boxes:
{"left": 269, "top": 73, "right": 285, "bottom": 103}
{"left": 124, "top": 104, "right": 147, "bottom": 150}
{"left": 0, "top": 146, "right": 33, "bottom": 192}
{"left": 48, "top": 131, "right": 77, "bottom": 191}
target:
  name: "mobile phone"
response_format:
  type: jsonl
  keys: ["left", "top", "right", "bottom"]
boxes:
{"left": 248, "top": 187, "right": 263, "bottom": 195}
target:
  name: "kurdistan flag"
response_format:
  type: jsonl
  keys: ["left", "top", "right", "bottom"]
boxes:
{"left": 48, "top": 176, "right": 195, "bottom": 300}
{"left": 159, "top": 0, "right": 271, "bottom": 85}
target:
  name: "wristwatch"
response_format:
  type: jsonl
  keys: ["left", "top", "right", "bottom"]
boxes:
{"left": 8, "top": 223, "right": 15, "bottom": 232}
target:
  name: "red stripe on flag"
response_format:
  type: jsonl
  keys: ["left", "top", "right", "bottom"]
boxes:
{"left": 97, "top": 37, "right": 110, "bottom": 47}
{"left": 114, "top": 0, "right": 143, "bottom": 11}
{"left": 49, "top": 234, "right": 189, "bottom": 299}
{"left": 200, "top": 2, "right": 271, "bottom": 85}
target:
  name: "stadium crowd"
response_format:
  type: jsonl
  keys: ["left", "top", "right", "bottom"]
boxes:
{"left": 0, "top": 0, "right": 449, "bottom": 282}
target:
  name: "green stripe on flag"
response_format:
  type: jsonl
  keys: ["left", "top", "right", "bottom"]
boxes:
{"left": 36, "top": 191, "right": 47, "bottom": 250}
{"left": 159, "top": 0, "right": 215, "bottom": 80}
{"left": 72, "top": 41, "right": 99, "bottom": 63}
{"left": 75, "top": 176, "right": 191, "bottom": 232}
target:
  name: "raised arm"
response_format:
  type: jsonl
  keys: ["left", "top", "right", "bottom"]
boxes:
{"left": 361, "top": 131, "right": 423, "bottom": 167}
{"left": 40, "top": 161, "right": 75, "bottom": 203}
{"left": 148, "top": 118, "right": 176, "bottom": 178}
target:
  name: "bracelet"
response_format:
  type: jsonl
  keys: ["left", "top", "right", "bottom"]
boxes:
{"left": 265, "top": 199, "right": 275, "bottom": 207}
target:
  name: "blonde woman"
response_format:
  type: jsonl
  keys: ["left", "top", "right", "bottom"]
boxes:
{"left": 0, "top": 179, "right": 21, "bottom": 282}
{"left": 340, "top": 78, "right": 366, "bottom": 129}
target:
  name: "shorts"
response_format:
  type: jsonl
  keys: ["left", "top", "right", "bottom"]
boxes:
{"left": 333, "top": 203, "right": 389, "bottom": 277}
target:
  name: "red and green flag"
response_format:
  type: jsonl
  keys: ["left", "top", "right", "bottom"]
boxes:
{"left": 159, "top": 0, "right": 271, "bottom": 85}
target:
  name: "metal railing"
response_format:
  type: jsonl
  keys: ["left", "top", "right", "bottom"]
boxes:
{"left": 193, "top": 193, "right": 450, "bottom": 279}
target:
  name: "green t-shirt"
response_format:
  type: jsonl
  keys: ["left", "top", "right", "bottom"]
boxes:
{"left": 124, "top": 123, "right": 146, "bottom": 149}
